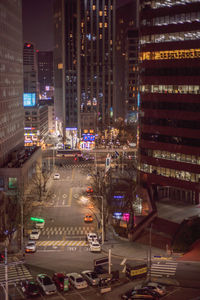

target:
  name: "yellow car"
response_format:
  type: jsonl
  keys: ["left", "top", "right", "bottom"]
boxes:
{"left": 84, "top": 214, "right": 93, "bottom": 223}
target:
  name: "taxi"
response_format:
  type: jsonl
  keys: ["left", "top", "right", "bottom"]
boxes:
{"left": 84, "top": 214, "right": 93, "bottom": 223}
{"left": 86, "top": 186, "right": 93, "bottom": 193}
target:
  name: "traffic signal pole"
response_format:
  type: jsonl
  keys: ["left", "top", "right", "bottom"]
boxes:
{"left": 5, "top": 247, "right": 8, "bottom": 300}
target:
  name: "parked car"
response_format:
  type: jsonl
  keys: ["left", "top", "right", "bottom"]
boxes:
{"left": 67, "top": 273, "right": 88, "bottom": 289}
{"left": 84, "top": 214, "right": 93, "bottom": 223}
{"left": 52, "top": 272, "right": 70, "bottom": 291}
{"left": 36, "top": 274, "right": 57, "bottom": 295}
{"left": 81, "top": 270, "right": 100, "bottom": 286}
{"left": 35, "top": 221, "right": 45, "bottom": 229}
{"left": 53, "top": 173, "right": 60, "bottom": 180}
{"left": 87, "top": 232, "right": 98, "bottom": 243}
{"left": 144, "top": 282, "right": 166, "bottom": 296}
{"left": 25, "top": 241, "right": 36, "bottom": 253}
{"left": 93, "top": 265, "right": 108, "bottom": 276}
{"left": 90, "top": 240, "right": 101, "bottom": 252}
{"left": 132, "top": 288, "right": 160, "bottom": 299}
{"left": 121, "top": 288, "right": 135, "bottom": 299}
{"left": 29, "top": 229, "right": 40, "bottom": 240}
{"left": 20, "top": 280, "right": 40, "bottom": 297}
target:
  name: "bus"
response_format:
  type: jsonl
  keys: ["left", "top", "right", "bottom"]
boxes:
{"left": 56, "top": 149, "right": 82, "bottom": 158}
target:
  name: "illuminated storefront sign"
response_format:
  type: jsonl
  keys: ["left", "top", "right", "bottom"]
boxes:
{"left": 140, "top": 48, "right": 200, "bottom": 61}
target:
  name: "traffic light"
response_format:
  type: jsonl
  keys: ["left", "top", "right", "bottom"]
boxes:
{"left": 30, "top": 217, "right": 44, "bottom": 223}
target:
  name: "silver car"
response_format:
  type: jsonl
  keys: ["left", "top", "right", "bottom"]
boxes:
{"left": 36, "top": 274, "right": 57, "bottom": 295}
{"left": 81, "top": 270, "right": 100, "bottom": 286}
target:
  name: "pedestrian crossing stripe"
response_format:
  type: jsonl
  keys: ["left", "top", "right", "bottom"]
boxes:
{"left": 41, "top": 226, "right": 95, "bottom": 235}
{"left": 150, "top": 261, "right": 178, "bottom": 278}
{"left": 36, "top": 240, "right": 87, "bottom": 247}
{"left": 0, "top": 263, "right": 32, "bottom": 284}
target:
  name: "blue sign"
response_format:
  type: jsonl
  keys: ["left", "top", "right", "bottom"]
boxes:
{"left": 113, "top": 195, "right": 124, "bottom": 199}
{"left": 83, "top": 134, "right": 95, "bottom": 141}
{"left": 23, "top": 93, "right": 36, "bottom": 107}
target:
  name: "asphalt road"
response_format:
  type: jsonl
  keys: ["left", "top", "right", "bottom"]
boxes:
{"left": 3, "top": 153, "right": 200, "bottom": 299}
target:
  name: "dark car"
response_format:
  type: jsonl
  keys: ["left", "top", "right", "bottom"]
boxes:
{"left": 121, "top": 288, "right": 160, "bottom": 300}
{"left": 94, "top": 265, "right": 108, "bottom": 275}
{"left": 20, "top": 280, "right": 40, "bottom": 297}
{"left": 52, "top": 272, "right": 70, "bottom": 291}
{"left": 121, "top": 288, "right": 135, "bottom": 300}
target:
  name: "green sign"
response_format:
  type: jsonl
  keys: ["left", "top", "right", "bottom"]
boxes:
{"left": 30, "top": 217, "right": 44, "bottom": 223}
{"left": 64, "top": 278, "right": 69, "bottom": 291}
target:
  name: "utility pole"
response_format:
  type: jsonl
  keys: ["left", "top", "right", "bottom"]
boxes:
{"left": 5, "top": 247, "right": 8, "bottom": 300}
{"left": 108, "top": 248, "right": 111, "bottom": 274}
{"left": 101, "top": 196, "right": 104, "bottom": 245}
{"left": 149, "top": 223, "right": 152, "bottom": 282}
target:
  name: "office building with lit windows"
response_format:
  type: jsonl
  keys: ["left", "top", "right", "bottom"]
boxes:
{"left": 116, "top": 1, "right": 139, "bottom": 123}
{"left": 0, "top": 0, "right": 24, "bottom": 168}
{"left": 138, "top": 0, "right": 200, "bottom": 204}
{"left": 37, "top": 51, "right": 54, "bottom": 99}
{"left": 53, "top": 0, "right": 116, "bottom": 144}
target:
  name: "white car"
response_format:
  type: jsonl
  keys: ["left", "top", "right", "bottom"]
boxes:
{"left": 53, "top": 173, "right": 60, "bottom": 180}
{"left": 87, "top": 232, "right": 98, "bottom": 243}
{"left": 67, "top": 273, "right": 88, "bottom": 289}
{"left": 36, "top": 274, "right": 57, "bottom": 295}
{"left": 25, "top": 241, "right": 36, "bottom": 253}
{"left": 35, "top": 221, "right": 45, "bottom": 229}
{"left": 29, "top": 229, "right": 40, "bottom": 240}
{"left": 89, "top": 240, "right": 101, "bottom": 252}
{"left": 81, "top": 270, "right": 100, "bottom": 286}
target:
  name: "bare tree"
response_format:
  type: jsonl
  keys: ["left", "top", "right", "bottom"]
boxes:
{"left": 31, "top": 163, "right": 52, "bottom": 202}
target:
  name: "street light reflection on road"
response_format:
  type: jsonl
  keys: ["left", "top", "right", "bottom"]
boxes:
{"left": 80, "top": 195, "right": 89, "bottom": 204}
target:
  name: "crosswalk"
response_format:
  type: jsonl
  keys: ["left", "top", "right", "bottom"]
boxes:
{"left": 36, "top": 240, "right": 87, "bottom": 247}
{"left": 150, "top": 261, "right": 178, "bottom": 278}
{"left": 40, "top": 226, "right": 95, "bottom": 236}
{"left": 0, "top": 260, "right": 32, "bottom": 284}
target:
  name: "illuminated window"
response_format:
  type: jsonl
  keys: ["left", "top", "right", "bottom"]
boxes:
{"left": 104, "top": 23, "right": 108, "bottom": 28}
{"left": 99, "top": 23, "right": 103, "bottom": 28}
{"left": 92, "top": 5, "right": 96, "bottom": 10}
{"left": 100, "top": 34, "right": 102, "bottom": 39}
{"left": 81, "top": 22, "right": 84, "bottom": 27}
{"left": 99, "top": 11, "right": 103, "bottom": 16}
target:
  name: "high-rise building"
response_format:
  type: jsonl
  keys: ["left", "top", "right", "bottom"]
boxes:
{"left": 0, "top": 0, "right": 24, "bottom": 168}
{"left": 53, "top": 0, "right": 116, "bottom": 146}
{"left": 37, "top": 51, "right": 54, "bottom": 99}
{"left": 23, "top": 42, "right": 38, "bottom": 95}
{"left": 138, "top": 0, "right": 200, "bottom": 204}
{"left": 116, "top": 0, "right": 139, "bottom": 123}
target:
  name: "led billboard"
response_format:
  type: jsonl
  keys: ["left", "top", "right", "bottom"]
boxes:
{"left": 23, "top": 93, "right": 36, "bottom": 107}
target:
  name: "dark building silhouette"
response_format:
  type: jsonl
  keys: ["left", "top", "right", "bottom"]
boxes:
{"left": 37, "top": 51, "right": 54, "bottom": 98}
{"left": 138, "top": 0, "right": 200, "bottom": 204}
{"left": 116, "top": 0, "right": 139, "bottom": 123}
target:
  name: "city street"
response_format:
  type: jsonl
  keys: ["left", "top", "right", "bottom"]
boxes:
{"left": 2, "top": 153, "right": 200, "bottom": 299}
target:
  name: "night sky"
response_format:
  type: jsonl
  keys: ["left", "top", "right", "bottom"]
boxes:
{"left": 22, "top": 0, "right": 133, "bottom": 51}
{"left": 22, "top": 0, "right": 54, "bottom": 51}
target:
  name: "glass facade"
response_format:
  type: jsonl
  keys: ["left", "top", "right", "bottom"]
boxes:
{"left": 139, "top": 0, "right": 200, "bottom": 204}
{"left": 0, "top": 0, "right": 24, "bottom": 167}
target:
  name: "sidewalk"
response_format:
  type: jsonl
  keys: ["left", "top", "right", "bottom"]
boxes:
{"left": 102, "top": 198, "right": 200, "bottom": 261}
{"left": 102, "top": 225, "right": 167, "bottom": 261}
